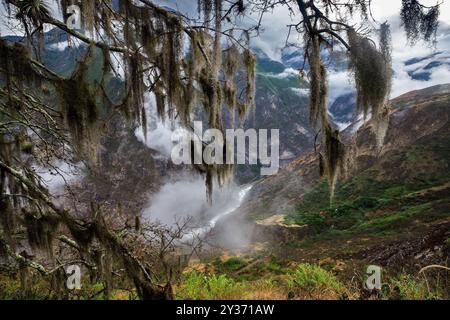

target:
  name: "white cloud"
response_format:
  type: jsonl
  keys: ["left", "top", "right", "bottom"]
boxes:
{"left": 388, "top": 17, "right": 450, "bottom": 98}
{"left": 142, "top": 176, "right": 245, "bottom": 226}
{"left": 264, "top": 67, "right": 298, "bottom": 78}
{"left": 392, "top": 64, "right": 450, "bottom": 97}
{"left": 328, "top": 70, "right": 354, "bottom": 102}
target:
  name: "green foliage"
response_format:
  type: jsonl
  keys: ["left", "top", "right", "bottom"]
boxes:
{"left": 222, "top": 257, "right": 246, "bottom": 268}
{"left": 296, "top": 181, "right": 331, "bottom": 213}
{"left": 359, "top": 203, "right": 428, "bottom": 228}
{"left": 293, "top": 211, "right": 328, "bottom": 232}
{"left": 383, "top": 274, "right": 442, "bottom": 300}
{"left": 288, "top": 132, "right": 450, "bottom": 236}
{"left": 291, "top": 185, "right": 379, "bottom": 232}
{"left": 0, "top": 275, "right": 49, "bottom": 300}
{"left": 176, "top": 272, "right": 243, "bottom": 300}
{"left": 287, "top": 264, "right": 344, "bottom": 292}
{"left": 214, "top": 257, "right": 248, "bottom": 273}
{"left": 266, "top": 261, "right": 284, "bottom": 274}
{"left": 263, "top": 256, "right": 289, "bottom": 275}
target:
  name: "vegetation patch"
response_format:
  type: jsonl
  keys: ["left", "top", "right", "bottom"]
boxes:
{"left": 176, "top": 272, "right": 243, "bottom": 300}
{"left": 286, "top": 264, "right": 344, "bottom": 292}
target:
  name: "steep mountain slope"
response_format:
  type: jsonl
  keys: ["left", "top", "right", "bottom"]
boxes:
{"left": 212, "top": 84, "right": 450, "bottom": 282}
{"left": 235, "top": 49, "right": 314, "bottom": 182}
{"left": 240, "top": 84, "right": 450, "bottom": 221}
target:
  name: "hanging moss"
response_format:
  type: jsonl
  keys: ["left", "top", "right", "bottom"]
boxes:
{"left": 305, "top": 35, "right": 346, "bottom": 204}
{"left": 101, "top": 1, "right": 113, "bottom": 38}
{"left": 54, "top": 46, "right": 115, "bottom": 162}
{"left": 347, "top": 25, "right": 392, "bottom": 147}
{"left": 347, "top": 29, "right": 391, "bottom": 120}
{"left": 322, "top": 126, "right": 345, "bottom": 202}
{"left": 198, "top": 0, "right": 213, "bottom": 25}
{"left": 0, "top": 39, "right": 39, "bottom": 92}
{"left": 223, "top": 45, "right": 240, "bottom": 109}
{"left": 243, "top": 48, "right": 256, "bottom": 110}
{"left": 23, "top": 209, "right": 59, "bottom": 253}
{"left": 80, "top": 0, "right": 96, "bottom": 33}
{"left": 401, "top": 0, "right": 440, "bottom": 44}
{"left": 154, "top": 88, "right": 167, "bottom": 120}
{"left": 160, "top": 17, "right": 183, "bottom": 111}
{"left": 307, "top": 36, "right": 328, "bottom": 128}
{"left": 64, "top": 218, "right": 95, "bottom": 254}
{"left": 373, "top": 103, "right": 390, "bottom": 148}
{"left": 374, "top": 23, "right": 393, "bottom": 147}
{"left": 50, "top": 268, "right": 68, "bottom": 299}
{"left": 0, "top": 192, "right": 15, "bottom": 246}
{"left": 124, "top": 52, "right": 145, "bottom": 120}
{"left": 205, "top": 170, "right": 213, "bottom": 205}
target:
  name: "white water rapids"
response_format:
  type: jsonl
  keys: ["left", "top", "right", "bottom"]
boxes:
{"left": 180, "top": 185, "right": 252, "bottom": 242}
{"left": 135, "top": 93, "right": 253, "bottom": 242}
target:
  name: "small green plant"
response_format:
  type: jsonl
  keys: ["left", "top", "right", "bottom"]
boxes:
{"left": 206, "top": 274, "right": 241, "bottom": 299}
{"left": 176, "top": 272, "right": 243, "bottom": 300}
{"left": 385, "top": 274, "right": 442, "bottom": 300}
{"left": 265, "top": 256, "right": 287, "bottom": 274}
{"left": 287, "top": 263, "right": 344, "bottom": 292}
{"left": 221, "top": 257, "right": 247, "bottom": 270}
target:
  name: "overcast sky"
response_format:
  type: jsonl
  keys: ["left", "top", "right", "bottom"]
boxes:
{"left": 2, "top": 0, "right": 449, "bottom": 49}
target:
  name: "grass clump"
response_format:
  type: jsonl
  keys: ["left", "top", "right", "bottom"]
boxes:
{"left": 287, "top": 263, "right": 344, "bottom": 293}
{"left": 383, "top": 274, "right": 443, "bottom": 300}
{"left": 176, "top": 271, "right": 243, "bottom": 300}
{"left": 221, "top": 257, "right": 247, "bottom": 270}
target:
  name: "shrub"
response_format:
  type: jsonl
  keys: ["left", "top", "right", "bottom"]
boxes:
{"left": 353, "top": 197, "right": 380, "bottom": 209}
{"left": 176, "top": 272, "right": 243, "bottom": 300}
{"left": 176, "top": 272, "right": 206, "bottom": 299}
{"left": 287, "top": 263, "right": 344, "bottom": 292}
{"left": 221, "top": 257, "right": 247, "bottom": 270}
{"left": 265, "top": 256, "right": 287, "bottom": 274}
{"left": 294, "top": 211, "right": 327, "bottom": 232}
